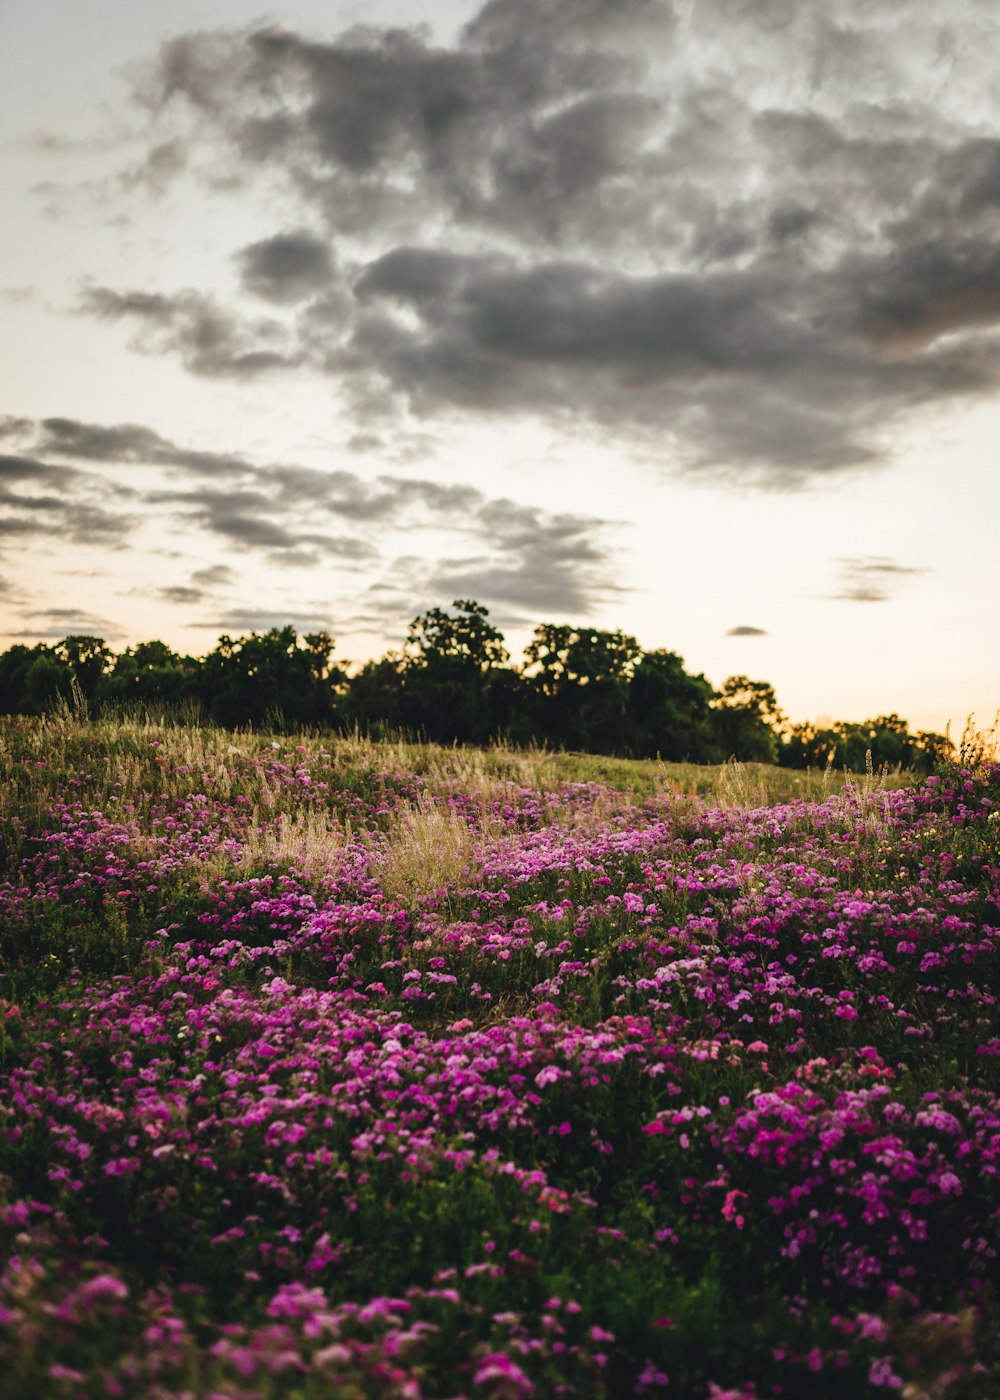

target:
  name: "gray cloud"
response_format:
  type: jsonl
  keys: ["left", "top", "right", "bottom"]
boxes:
{"left": 194, "top": 607, "right": 337, "bottom": 634}
{"left": 11, "top": 607, "right": 120, "bottom": 641}
{"left": 0, "top": 415, "right": 622, "bottom": 616}
{"left": 157, "top": 585, "right": 203, "bottom": 605}
{"left": 154, "top": 562, "right": 238, "bottom": 606}
{"left": 429, "top": 499, "right": 623, "bottom": 613}
{"left": 80, "top": 286, "right": 303, "bottom": 378}
{"left": 192, "top": 563, "right": 235, "bottom": 587}
{"left": 829, "top": 556, "right": 930, "bottom": 603}
{"left": 32, "top": 416, "right": 251, "bottom": 476}
{"left": 0, "top": 450, "right": 76, "bottom": 485}
{"left": 152, "top": 484, "right": 379, "bottom": 559}
{"left": 237, "top": 230, "right": 337, "bottom": 304}
{"left": 74, "top": 0, "right": 1000, "bottom": 483}
{"left": 727, "top": 625, "right": 768, "bottom": 636}
{"left": 0, "top": 449, "right": 134, "bottom": 546}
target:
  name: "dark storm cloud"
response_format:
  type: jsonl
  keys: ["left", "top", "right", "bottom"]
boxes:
{"left": 351, "top": 248, "right": 805, "bottom": 404}
{"left": 80, "top": 0, "right": 1000, "bottom": 482}
{"left": 853, "top": 238, "right": 1000, "bottom": 349}
{"left": 727, "top": 625, "right": 768, "bottom": 636}
{"left": 829, "top": 556, "right": 930, "bottom": 603}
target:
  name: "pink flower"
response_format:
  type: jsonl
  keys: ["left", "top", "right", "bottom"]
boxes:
{"left": 473, "top": 1352, "right": 535, "bottom": 1394}
{"left": 48, "top": 1365, "right": 84, "bottom": 1383}
{"left": 722, "top": 1189, "right": 748, "bottom": 1228}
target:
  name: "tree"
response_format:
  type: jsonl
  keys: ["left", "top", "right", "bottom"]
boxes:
{"left": 23, "top": 649, "right": 74, "bottom": 714}
{"left": 341, "top": 653, "right": 408, "bottom": 736}
{"left": 781, "top": 720, "right": 838, "bottom": 770}
{"left": 0, "top": 644, "right": 50, "bottom": 714}
{"left": 523, "top": 625, "right": 641, "bottom": 751}
{"left": 625, "top": 650, "right": 719, "bottom": 761}
{"left": 402, "top": 601, "right": 511, "bottom": 743}
{"left": 912, "top": 729, "right": 954, "bottom": 773}
{"left": 100, "top": 640, "right": 196, "bottom": 711}
{"left": 780, "top": 715, "right": 955, "bottom": 774}
{"left": 54, "top": 635, "right": 114, "bottom": 705}
{"left": 198, "top": 627, "right": 346, "bottom": 728}
{"left": 711, "top": 675, "right": 784, "bottom": 763}
{"left": 405, "top": 600, "right": 509, "bottom": 673}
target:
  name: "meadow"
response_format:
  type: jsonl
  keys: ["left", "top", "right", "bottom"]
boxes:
{"left": 0, "top": 716, "right": 997, "bottom": 1398}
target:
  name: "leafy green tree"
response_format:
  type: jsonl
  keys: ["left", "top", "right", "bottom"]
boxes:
{"left": 341, "top": 653, "right": 408, "bottom": 736}
{"left": 912, "top": 729, "right": 954, "bottom": 773}
{"left": 781, "top": 720, "right": 839, "bottom": 769}
{"left": 832, "top": 714, "right": 910, "bottom": 772}
{"left": 405, "top": 600, "right": 509, "bottom": 673}
{"left": 0, "top": 645, "right": 47, "bottom": 714}
{"left": 22, "top": 649, "right": 74, "bottom": 713}
{"left": 781, "top": 715, "right": 954, "bottom": 774}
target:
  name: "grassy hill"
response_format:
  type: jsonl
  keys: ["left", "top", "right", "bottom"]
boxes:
{"left": 0, "top": 716, "right": 996, "bottom": 1396}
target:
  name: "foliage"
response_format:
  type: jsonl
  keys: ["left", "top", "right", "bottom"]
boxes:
{"left": 0, "top": 603, "right": 958, "bottom": 770}
{"left": 0, "top": 719, "right": 997, "bottom": 1396}
{"left": 782, "top": 713, "right": 953, "bottom": 776}
{"left": 711, "top": 675, "right": 784, "bottom": 764}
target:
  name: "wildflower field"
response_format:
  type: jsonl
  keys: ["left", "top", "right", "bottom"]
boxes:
{"left": 1, "top": 719, "right": 998, "bottom": 1398}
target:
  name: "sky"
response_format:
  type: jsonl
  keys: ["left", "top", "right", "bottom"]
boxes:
{"left": 2, "top": 0, "right": 999, "bottom": 736}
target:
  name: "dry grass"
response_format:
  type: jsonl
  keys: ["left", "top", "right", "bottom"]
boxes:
{"left": 717, "top": 760, "right": 774, "bottom": 811}
{"left": 0, "top": 712, "right": 923, "bottom": 843}
{"left": 842, "top": 750, "right": 893, "bottom": 835}
{"left": 957, "top": 712, "right": 1000, "bottom": 766}
{"left": 374, "top": 793, "right": 508, "bottom": 907}
{"left": 239, "top": 808, "right": 353, "bottom": 883}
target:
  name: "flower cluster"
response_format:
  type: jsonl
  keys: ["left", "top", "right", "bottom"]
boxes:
{"left": 0, "top": 722, "right": 998, "bottom": 1396}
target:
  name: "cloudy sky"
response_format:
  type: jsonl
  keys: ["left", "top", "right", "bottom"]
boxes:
{"left": 2, "top": 0, "right": 999, "bottom": 733}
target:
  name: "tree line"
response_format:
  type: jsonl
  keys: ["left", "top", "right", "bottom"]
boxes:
{"left": 0, "top": 600, "right": 952, "bottom": 771}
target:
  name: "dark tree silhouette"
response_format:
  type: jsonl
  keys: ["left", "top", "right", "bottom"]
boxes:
{"left": 625, "top": 649, "right": 719, "bottom": 761}
{"left": 402, "top": 601, "right": 514, "bottom": 744}
{"left": 711, "top": 676, "right": 784, "bottom": 763}
{"left": 523, "top": 624, "right": 640, "bottom": 752}
{"left": 0, "top": 607, "right": 954, "bottom": 771}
